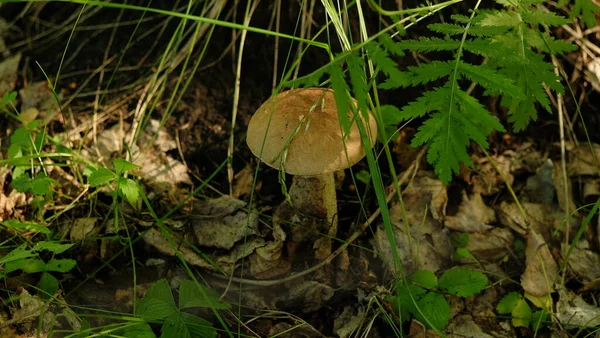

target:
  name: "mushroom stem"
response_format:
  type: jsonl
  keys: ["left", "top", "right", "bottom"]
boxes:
{"left": 289, "top": 173, "right": 338, "bottom": 234}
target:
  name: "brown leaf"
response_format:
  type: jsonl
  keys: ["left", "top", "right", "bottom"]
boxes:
{"left": 444, "top": 191, "right": 495, "bottom": 232}
{"left": 466, "top": 228, "right": 514, "bottom": 261}
{"left": 521, "top": 230, "right": 558, "bottom": 296}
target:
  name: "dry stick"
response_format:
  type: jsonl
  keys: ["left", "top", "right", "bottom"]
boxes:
{"left": 210, "top": 147, "right": 426, "bottom": 287}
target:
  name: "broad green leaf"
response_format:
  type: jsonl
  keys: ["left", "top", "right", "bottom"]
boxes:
{"left": 391, "top": 282, "right": 427, "bottom": 323}
{"left": 45, "top": 258, "right": 76, "bottom": 272}
{"left": 38, "top": 272, "right": 59, "bottom": 299}
{"left": 10, "top": 128, "right": 30, "bottom": 147}
{"left": 119, "top": 323, "right": 156, "bottom": 338}
{"left": 11, "top": 174, "right": 31, "bottom": 193}
{"left": 409, "top": 270, "right": 438, "bottom": 289}
{"left": 137, "top": 279, "right": 177, "bottom": 320}
{"left": 414, "top": 292, "right": 450, "bottom": 330}
{"left": 1, "top": 219, "right": 50, "bottom": 235}
{"left": 113, "top": 158, "right": 141, "bottom": 174}
{"left": 118, "top": 178, "right": 140, "bottom": 207}
{"left": 1, "top": 91, "right": 17, "bottom": 107}
{"left": 0, "top": 246, "right": 35, "bottom": 265}
{"left": 438, "top": 268, "right": 488, "bottom": 297}
{"left": 180, "top": 312, "right": 216, "bottom": 338}
{"left": 512, "top": 298, "right": 532, "bottom": 328}
{"left": 5, "top": 258, "right": 46, "bottom": 273}
{"left": 531, "top": 309, "right": 549, "bottom": 330}
{"left": 88, "top": 167, "right": 115, "bottom": 187}
{"left": 497, "top": 292, "right": 522, "bottom": 314}
{"left": 30, "top": 174, "right": 51, "bottom": 195}
{"left": 33, "top": 241, "right": 74, "bottom": 254}
{"left": 178, "top": 280, "right": 230, "bottom": 310}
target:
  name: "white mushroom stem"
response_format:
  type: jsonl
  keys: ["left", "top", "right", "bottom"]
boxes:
{"left": 288, "top": 173, "right": 338, "bottom": 232}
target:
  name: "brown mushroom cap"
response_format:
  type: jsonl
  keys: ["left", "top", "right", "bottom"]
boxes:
{"left": 246, "top": 88, "right": 377, "bottom": 176}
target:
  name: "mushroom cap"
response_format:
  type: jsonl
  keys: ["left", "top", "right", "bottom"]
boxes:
{"left": 246, "top": 88, "right": 377, "bottom": 176}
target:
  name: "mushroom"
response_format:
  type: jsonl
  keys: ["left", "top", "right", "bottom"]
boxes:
{"left": 246, "top": 88, "right": 377, "bottom": 255}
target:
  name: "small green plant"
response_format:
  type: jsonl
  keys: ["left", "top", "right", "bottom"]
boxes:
{"left": 129, "top": 279, "right": 230, "bottom": 338}
{"left": 450, "top": 232, "right": 477, "bottom": 262}
{"left": 497, "top": 292, "right": 550, "bottom": 329}
{"left": 0, "top": 240, "right": 76, "bottom": 299}
{"left": 87, "top": 158, "right": 142, "bottom": 209}
{"left": 389, "top": 267, "right": 488, "bottom": 331}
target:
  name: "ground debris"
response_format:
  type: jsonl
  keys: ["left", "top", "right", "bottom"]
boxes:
{"left": 521, "top": 230, "right": 558, "bottom": 297}
{"left": 444, "top": 191, "right": 495, "bottom": 233}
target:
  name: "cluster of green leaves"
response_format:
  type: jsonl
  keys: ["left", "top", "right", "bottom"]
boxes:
{"left": 87, "top": 158, "right": 142, "bottom": 209}
{"left": 0, "top": 241, "right": 76, "bottom": 299}
{"left": 389, "top": 268, "right": 488, "bottom": 330}
{"left": 379, "top": 0, "right": 579, "bottom": 183}
{"left": 286, "top": 0, "right": 590, "bottom": 184}
{"left": 112, "top": 279, "right": 230, "bottom": 338}
{"left": 497, "top": 292, "right": 550, "bottom": 329}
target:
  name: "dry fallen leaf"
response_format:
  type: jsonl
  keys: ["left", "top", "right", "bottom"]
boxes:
{"left": 466, "top": 228, "right": 514, "bottom": 262}
{"left": 445, "top": 315, "right": 497, "bottom": 338}
{"left": 142, "top": 227, "right": 214, "bottom": 270}
{"left": 0, "top": 52, "right": 21, "bottom": 96}
{"left": 19, "top": 81, "right": 60, "bottom": 123}
{"left": 333, "top": 306, "right": 364, "bottom": 338}
{"left": 557, "top": 287, "right": 600, "bottom": 327}
{"left": 521, "top": 230, "right": 558, "bottom": 297}
{"left": 567, "top": 143, "right": 600, "bottom": 176}
{"left": 563, "top": 243, "right": 600, "bottom": 282}
{"left": 373, "top": 171, "right": 452, "bottom": 276}
{"left": 471, "top": 154, "right": 513, "bottom": 196}
{"left": 444, "top": 191, "right": 495, "bottom": 233}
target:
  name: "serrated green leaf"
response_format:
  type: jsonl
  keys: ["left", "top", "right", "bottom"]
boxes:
{"left": 378, "top": 33, "right": 405, "bottom": 57}
{"left": 45, "top": 258, "right": 76, "bottom": 272}
{"left": 428, "top": 23, "right": 465, "bottom": 35}
{"left": 497, "top": 292, "right": 523, "bottom": 314}
{"left": 531, "top": 309, "right": 549, "bottom": 330}
{"left": 414, "top": 292, "right": 450, "bottom": 330}
{"left": 522, "top": 10, "right": 571, "bottom": 26}
{"left": 458, "top": 62, "right": 522, "bottom": 99}
{"left": 31, "top": 173, "right": 51, "bottom": 195}
{"left": 113, "top": 158, "right": 141, "bottom": 174}
{"left": 512, "top": 298, "right": 532, "bottom": 327}
{"left": 7, "top": 258, "right": 46, "bottom": 273}
{"left": 1, "top": 91, "right": 17, "bottom": 107}
{"left": 11, "top": 174, "right": 31, "bottom": 193}
{"left": 495, "top": 0, "right": 518, "bottom": 7}
{"left": 88, "top": 167, "right": 115, "bottom": 187}
{"left": 398, "top": 87, "right": 451, "bottom": 121}
{"left": 179, "top": 280, "right": 230, "bottom": 310}
{"left": 438, "top": 268, "right": 488, "bottom": 297}
{"left": 407, "top": 61, "right": 454, "bottom": 85}
{"left": 367, "top": 42, "right": 411, "bottom": 89}
{"left": 480, "top": 11, "right": 521, "bottom": 27}
{"left": 571, "top": 0, "right": 600, "bottom": 29}
{"left": 137, "top": 279, "right": 177, "bottom": 320}
{"left": 10, "top": 128, "right": 30, "bottom": 148}
{"left": 397, "top": 37, "right": 461, "bottom": 52}
{"left": 33, "top": 241, "right": 74, "bottom": 254}
{"left": 391, "top": 282, "right": 427, "bottom": 322}
{"left": 179, "top": 312, "right": 216, "bottom": 338}
{"left": 118, "top": 178, "right": 140, "bottom": 207}
{"left": 409, "top": 270, "right": 438, "bottom": 289}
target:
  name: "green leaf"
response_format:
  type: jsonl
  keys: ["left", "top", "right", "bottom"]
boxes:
{"left": 0, "top": 245, "right": 35, "bottom": 265}
{"left": 497, "top": 292, "right": 522, "bottom": 314}
{"left": 346, "top": 51, "right": 368, "bottom": 119}
{"left": 178, "top": 280, "right": 230, "bottom": 310}
{"left": 414, "top": 292, "right": 450, "bottom": 330}
{"left": 38, "top": 272, "right": 59, "bottom": 299}
{"left": 118, "top": 323, "right": 156, "bottom": 338}
{"left": 31, "top": 173, "right": 51, "bottom": 195}
{"left": 1, "top": 91, "right": 17, "bottom": 107}
{"left": 368, "top": 42, "right": 411, "bottom": 89}
{"left": 480, "top": 11, "right": 521, "bottom": 27}
{"left": 355, "top": 170, "right": 371, "bottom": 184}
{"left": 571, "top": 0, "right": 600, "bottom": 29}
{"left": 397, "top": 37, "right": 462, "bottom": 52}
{"left": 113, "top": 158, "right": 140, "bottom": 175}
{"left": 438, "top": 268, "right": 488, "bottom": 297}
{"left": 118, "top": 178, "right": 140, "bottom": 207}
{"left": 10, "top": 128, "right": 30, "bottom": 148}
{"left": 522, "top": 10, "right": 571, "bottom": 26}
{"left": 409, "top": 270, "right": 438, "bottom": 289}
{"left": 398, "top": 87, "right": 451, "bottom": 121}
{"left": 1, "top": 219, "right": 50, "bottom": 235}
{"left": 137, "top": 279, "right": 177, "bottom": 320}
{"left": 88, "top": 167, "right": 115, "bottom": 187}
{"left": 531, "top": 309, "right": 549, "bottom": 330}
{"left": 512, "top": 298, "right": 532, "bottom": 327}
{"left": 407, "top": 61, "right": 454, "bottom": 85}
{"left": 457, "top": 62, "right": 522, "bottom": 99}
{"left": 45, "top": 258, "right": 77, "bottom": 273}
{"left": 391, "top": 281, "right": 427, "bottom": 322}
{"left": 179, "top": 312, "right": 216, "bottom": 338}
{"left": 11, "top": 174, "right": 31, "bottom": 193}
{"left": 33, "top": 241, "right": 74, "bottom": 254}
{"left": 6, "top": 258, "right": 46, "bottom": 273}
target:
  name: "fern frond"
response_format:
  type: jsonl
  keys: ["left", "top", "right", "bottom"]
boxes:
{"left": 522, "top": 10, "right": 572, "bottom": 26}
{"left": 407, "top": 61, "right": 454, "bottom": 85}
{"left": 571, "top": 0, "right": 600, "bottom": 28}
{"left": 457, "top": 62, "right": 522, "bottom": 98}
{"left": 329, "top": 64, "right": 352, "bottom": 133}
{"left": 397, "top": 87, "right": 452, "bottom": 121}
{"left": 367, "top": 42, "right": 412, "bottom": 89}
{"left": 347, "top": 52, "right": 369, "bottom": 117}
{"left": 480, "top": 11, "right": 521, "bottom": 26}
{"left": 524, "top": 29, "right": 578, "bottom": 54}
{"left": 398, "top": 37, "right": 462, "bottom": 52}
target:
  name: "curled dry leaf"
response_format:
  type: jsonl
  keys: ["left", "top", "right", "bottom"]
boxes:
{"left": 519, "top": 159, "right": 556, "bottom": 205}
{"left": 563, "top": 243, "right": 600, "bottom": 282}
{"left": 274, "top": 281, "right": 335, "bottom": 313}
{"left": 445, "top": 315, "right": 497, "bottom": 338}
{"left": 334, "top": 306, "right": 364, "bottom": 338}
{"left": 521, "top": 230, "right": 558, "bottom": 297}
{"left": 444, "top": 191, "right": 495, "bottom": 233}
{"left": 142, "top": 227, "right": 214, "bottom": 270}
{"left": 557, "top": 287, "right": 600, "bottom": 327}
{"left": 190, "top": 196, "right": 258, "bottom": 250}
{"left": 373, "top": 171, "right": 452, "bottom": 276}
{"left": 567, "top": 143, "right": 600, "bottom": 176}
{"left": 69, "top": 217, "right": 99, "bottom": 241}
{"left": 466, "top": 228, "right": 514, "bottom": 261}
{"left": 471, "top": 154, "right": 513, "bottom": 196}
